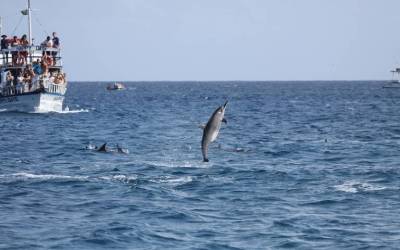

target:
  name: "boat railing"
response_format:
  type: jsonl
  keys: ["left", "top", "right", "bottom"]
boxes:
{"left": 43, "top": 80, "right": 67, "bottom": 95}
{"left": 0, "top": 84, "right": 37, "bottom": 96}
{"left": 1, "top": 86, "right": 16, "bottom": 96}
{"left": 0, "top": 45, "right": 62, "bottom": 67}
{"left": 0, "top": 77, "right": 67, "bottom": 97}
{"left": 2, "top": 45, "right": 59, "bottom": 53}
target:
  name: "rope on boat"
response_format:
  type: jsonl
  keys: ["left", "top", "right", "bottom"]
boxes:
{"left": 11, "top": 15, "right": 24, "bottom": 36}
{"left": 32, "top": 12, "right": 49, "bottom": 37}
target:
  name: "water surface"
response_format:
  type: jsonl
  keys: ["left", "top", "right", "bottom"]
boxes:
{"left": 0, "top": 81, "right": 399, "bottom": 249}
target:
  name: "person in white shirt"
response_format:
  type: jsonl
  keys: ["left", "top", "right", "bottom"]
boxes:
{"left": 41, "top": 36, "right": 53, "bottom": 55}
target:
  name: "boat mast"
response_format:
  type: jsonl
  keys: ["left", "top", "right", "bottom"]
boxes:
{"left": 28, "top": 0, "right": 32, "bottom": 45}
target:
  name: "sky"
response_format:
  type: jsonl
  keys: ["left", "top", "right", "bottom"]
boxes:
{"left": 1, "top": 0, "right": 400, "bottom": 81}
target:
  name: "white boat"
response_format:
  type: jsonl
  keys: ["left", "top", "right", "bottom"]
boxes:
{"left": 0, "top": 0, "right": 67, "bottom": 112}
{"left": 107, "top": 82, "right": 125, "bottom": 90}
{"left": 383, "top": 68, "right": 400, "bottom": 88}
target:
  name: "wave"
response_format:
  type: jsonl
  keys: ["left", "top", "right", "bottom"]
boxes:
{"left": 56, "top": 108, "right": 90, "bottom": 114}
{"left": 0, "top": 172, "right": 89, "bottom": 182}
{"left": 156, "top": 176, "right": 194, "bottom": 186}
{"left": 26, "top": 106, "right": 90, "bottom": 114}
{"left": 0, "top": 172, "right": 196, "bottom": 188}
{"left": 143, "top": 160, "right": 209, "bottom": 169}
{"left": 334, "top": 181, "right": 387, "bottom": 193}
{"left": 98, "top": 174, "right": 138, "bottom": 184}
{"left": 0, "top": 108, "right": 88, "bottom": 114}
{"left": 0, "top": 172, "right": 137, "bottom": 185}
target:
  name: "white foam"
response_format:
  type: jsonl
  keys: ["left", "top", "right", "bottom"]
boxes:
{"left": 98, "top": 174, "right": 138, "bottom": 183}
{"left": 144, "top": 160, "right": 209, "bottom": 169}
{"left": 334, "top": 181, "right": 387, "bottom": 193}
{"left": 334, "top": 182, "right": 358, "bottom": 193}
{"left": 29, "top": 108, "right": 90, "bottom": 114}
{"left": 0, "top": 172, "right": 89, "bottom": 181}
{"left": 0, "top": 172, "right": 140, "bottom": 185}
{"left": 157, "top": 176, "right": 193, "bottom": 186}
{"left": 85, "top": 143, "right": 96, "bottom": 150}
{"left": 56, "top": 108, "right": 90, "bottom": 114}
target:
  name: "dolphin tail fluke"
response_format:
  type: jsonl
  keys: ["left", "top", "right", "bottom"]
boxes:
{"left": 203, "top": 158, "right": 209, "bottom": 162}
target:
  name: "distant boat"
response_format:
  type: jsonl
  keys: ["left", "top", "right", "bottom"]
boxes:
{"left": 383, "top": 68, "right": 400, "bottom": 88}
{"left": 107, "top": 82, "right": 125, "bottom": 90}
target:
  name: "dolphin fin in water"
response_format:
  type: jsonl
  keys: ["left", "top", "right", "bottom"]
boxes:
{"left": 97, "top": 143, "right": 107, "bottom": 152}
{"left": 116, "top": 144, "right": 129, "bottom": 154}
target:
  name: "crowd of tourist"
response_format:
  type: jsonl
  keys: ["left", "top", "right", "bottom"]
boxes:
{"left": 1, "top": 66, "right": 66, "bottom": 96}
{"left": 0, "top": 32, "right": 60, "bottom": 66}
{"left": 0, "top": 32, "right": 65, "bottom": 95}
{"left": 1, "top": 65, "right": 66, "bottom": 95}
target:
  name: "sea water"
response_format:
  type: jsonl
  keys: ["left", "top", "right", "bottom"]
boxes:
{"left": 0, "top": 81, "right": 399, "bottom": 249}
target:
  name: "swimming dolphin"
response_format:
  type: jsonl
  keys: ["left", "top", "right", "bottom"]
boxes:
{"left": 201, "top": 101, "right": 228, "bottom": 162}
{"left": 117, "top": 144, "right": 129, "bottom": 154}
{"left": 97, "top": 143, "right": 107, "bottom": 152}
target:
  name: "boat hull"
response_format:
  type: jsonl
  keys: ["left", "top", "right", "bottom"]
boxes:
{"left": 0, "top": 92, "right": 64, "bottom": 112}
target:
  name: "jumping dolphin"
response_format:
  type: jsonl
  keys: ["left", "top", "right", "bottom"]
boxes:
{"left": 201, "top": 101, "right": 228, "bottom": 162}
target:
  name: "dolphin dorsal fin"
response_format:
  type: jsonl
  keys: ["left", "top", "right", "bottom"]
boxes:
{"left": 98, "top": 143, "right": 107, "bottom": 152}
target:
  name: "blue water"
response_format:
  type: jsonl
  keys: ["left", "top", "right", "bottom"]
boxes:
{"left": 0, "top": 81, "right": 399, "bottom": 249}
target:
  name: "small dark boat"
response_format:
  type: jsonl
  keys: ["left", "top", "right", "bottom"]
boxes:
{"left": 107, "top": 82, "right": 125, "bottom": 90}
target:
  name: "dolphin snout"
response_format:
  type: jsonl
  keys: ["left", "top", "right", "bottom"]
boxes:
{"left": 223, "top": 100, "right": 228, "bottom": 108}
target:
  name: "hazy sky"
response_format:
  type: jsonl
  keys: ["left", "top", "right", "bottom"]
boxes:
{"left": 2, "top": 0, "right": 400, "bottom": 81}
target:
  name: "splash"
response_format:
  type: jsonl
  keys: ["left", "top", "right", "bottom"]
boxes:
{"left": 29, "top": 107, "right": 90, "bottom": 114}
{"left": 55, "top": 107, "right": 90, "bottom": 114}
{"left": 84, "top": 143, "right": 97, "bottom": 150}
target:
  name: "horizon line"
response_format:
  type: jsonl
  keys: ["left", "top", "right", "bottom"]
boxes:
{"left": 67, "top": 79, "right": 387, "bottom": 83}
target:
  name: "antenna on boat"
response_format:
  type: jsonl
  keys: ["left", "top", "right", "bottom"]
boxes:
{"left": 28, "top": 0, "right": 32, "bottom": 45}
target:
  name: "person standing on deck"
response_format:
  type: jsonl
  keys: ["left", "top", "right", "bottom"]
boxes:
{"left": 41, "top": 36, "right": 53, "bottom": 56}
{"left": 1, "top": 35, "right": 9, "bottom": 65}
{"left": 52, "top": 32, "right": 60, "bottom": 65}
{"left": 11, "top": 36, "right": 20, "bottom": 65}
{"left": 32, "top": 59, "right": 42, "bottom": 75}
{"left": 19, "top": 34, "right": 29, "bottom": 65}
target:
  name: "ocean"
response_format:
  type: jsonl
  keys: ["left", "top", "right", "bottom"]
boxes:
{"left": 0, "top": 81, "right": 399, "bottom": 249}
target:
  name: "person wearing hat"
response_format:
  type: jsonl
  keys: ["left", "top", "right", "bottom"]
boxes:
{"left": 1, "top": 34, "right": 9, "bottom": 65}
